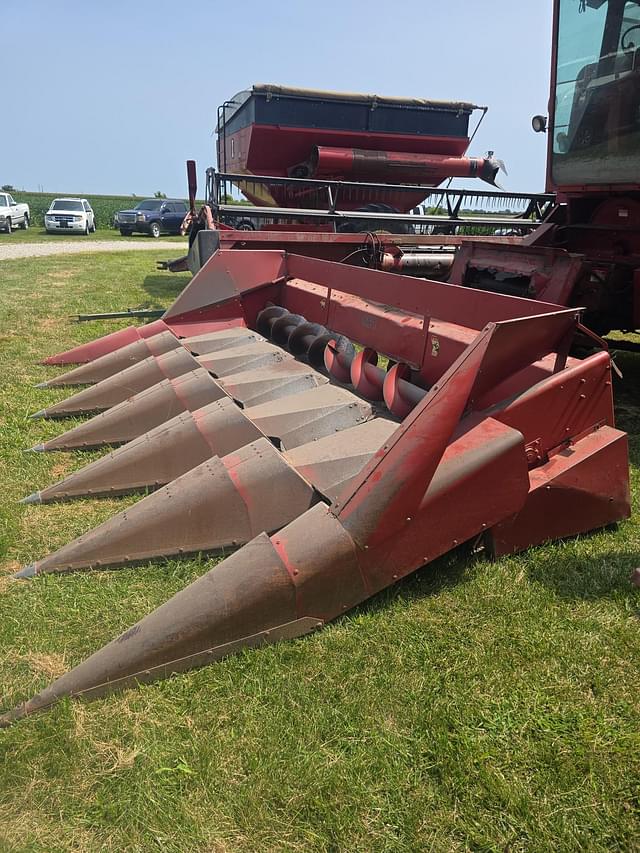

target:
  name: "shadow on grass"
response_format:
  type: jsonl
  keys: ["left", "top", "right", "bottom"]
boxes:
{"left": 523, "top": 543, "right": 639, "bottom": 602}
{"left": 142, "top": 272, "right": 190, "bottom": 304}
{"left": 348, "top": 546, "right": 474, "bottom": 620}
{"left": 612, "top": 351, "right": 640, "bottom": 438}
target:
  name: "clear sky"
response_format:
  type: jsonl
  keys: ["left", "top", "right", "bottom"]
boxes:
{"left": 3, "top": 0, "right": 553, "bottom": 198}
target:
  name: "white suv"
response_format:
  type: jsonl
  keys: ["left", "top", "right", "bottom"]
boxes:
{"left": 44, "top": 198, "right": 96, "bottom": 234}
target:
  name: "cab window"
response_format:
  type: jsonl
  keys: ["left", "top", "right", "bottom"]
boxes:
{"left": 553, "top": 0, "right": 640, "bottom": 185}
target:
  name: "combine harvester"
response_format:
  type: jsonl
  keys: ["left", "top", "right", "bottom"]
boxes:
{"left": 1, "top": 0, "right": 635, "bottom": 723}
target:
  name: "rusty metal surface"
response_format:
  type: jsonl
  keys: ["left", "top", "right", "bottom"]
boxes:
{"left": 35, "top": 369, "right": 224, "bottom": 452}
{"left": 21, "top": 419, "right": 397, "bottom": 571}
{"left": 27, "top": 387, "right": 378, "bottom": 501}
{"left": 27, "top": 400, "right": 252, "bottom": 502}
{"left": 32, "top": 348, "right": 202, "bottom": 419}
{"left": 244, "top": 383, "right": 374, "bottom": 448}
{"left": 1, "top": 508, "right": 359, "bottom": 723}
{"left": 0, "top": 618, "right": 322, "bottom": 723}
{"left": 21, "top": 438, "right": 316, "bottom": 576}
{"left": 286, "top": 418, "right": 397, "bottom": 501}
{"left": 1, "top": 534, "right": 301, "bottom": 722}
{"left": 217, "top": 361, "right": 328, "bottom": 408}
{"left": 42, "top": 319, "right": 171, "bottom": 366}
{"left": 197, "top": 342, "right": 294, "bottom": 377}
{"left": 488, "top": 426, "right": 630, "bottom": 557}
{"left": 7, "top": 249, "right": 631, "bottom": 723}
{"left": 38, "top": 330, "right": 181, "bottom": 388}
{"left": 184, "top": 327, "right": 266, "bottom": 355}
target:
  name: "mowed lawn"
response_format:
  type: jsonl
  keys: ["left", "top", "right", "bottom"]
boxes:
{"left": 0, "top": 251, "right": 639, "bottom": 852}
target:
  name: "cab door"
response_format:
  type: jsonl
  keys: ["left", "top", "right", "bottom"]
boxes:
{"left": 83, "top": 201, "right": 94, "bottom": 229}
{"left": 161, "top": 203, "right": 182, "bottom": 233}
{"left": 157, "top": 203, "right": 172, "bottom": 233}
{"left": 172, "top": 202, "right": 188, "bottom": 232}
{"left": 7, "top": 195, "right": 19, "bottom": 222}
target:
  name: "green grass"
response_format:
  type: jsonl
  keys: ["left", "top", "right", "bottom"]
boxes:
{"left": 1, "top": 227, "right": 186, "bottom": 244}
{"left": 0, "top": 252, "right": 639, "bottom": 851}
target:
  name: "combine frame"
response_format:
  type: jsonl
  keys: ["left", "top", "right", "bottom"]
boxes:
{"left": 209, "top": 170, "right": 555, "bottom": 235}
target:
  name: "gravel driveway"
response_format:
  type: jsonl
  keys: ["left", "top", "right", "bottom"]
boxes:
{"left": 0, "top": 240, "right": 184, "bottom": 261}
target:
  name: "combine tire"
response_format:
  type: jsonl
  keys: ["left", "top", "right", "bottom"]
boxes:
{"left": 149, "top": 222, "right": 161, "bottom": 238}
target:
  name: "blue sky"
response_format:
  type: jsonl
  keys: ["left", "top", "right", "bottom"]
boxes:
{"left": 3, "top": 0, "right": 552, "bottom": 198}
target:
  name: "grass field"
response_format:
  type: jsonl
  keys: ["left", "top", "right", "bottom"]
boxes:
{"left": 0, "top": 251, "right": 639, "bottom": 852}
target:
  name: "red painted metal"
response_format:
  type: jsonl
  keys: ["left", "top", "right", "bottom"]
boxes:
{"left": 32, "top": 348, "right": 202, "bottom": 419}
{"left": 307, "top": 147, "right": 500, "bottom": 187}
{"left": 39, "top": 330, "right": 182, "bottom": 388}
{"left": 42, "top": 319, "right": 170, "bottom": 366}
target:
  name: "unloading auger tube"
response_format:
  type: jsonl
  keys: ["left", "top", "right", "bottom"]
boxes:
{"left": 2, "top": 250, "right": 630, "bottom": 725}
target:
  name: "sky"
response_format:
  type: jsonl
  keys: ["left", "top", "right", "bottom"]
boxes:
{"left": 2, "top": 0, "right": 553, "bottom": 199}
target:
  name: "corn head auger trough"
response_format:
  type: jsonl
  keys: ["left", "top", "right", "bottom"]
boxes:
{"left": 2, "top": 249, "right": 630, "bottom": 725}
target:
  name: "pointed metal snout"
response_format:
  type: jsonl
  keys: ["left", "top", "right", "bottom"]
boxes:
{"left": 30, "top": 347, "right": 202, "bottom": 419}
{"left": 1, "top": 504, "right": 362, "bottom": 726}
{"left": 16, "top": 438, "right": 318, "bottom": 577}
{"left": 36, "top": 330, "right": 181, "bottom": 388}
{"left": 16, "top": 419, "right": 396, "bottom": 576}
{"left": 41, "top": 322, "right": 169, "bottom": 366}
{"left": 29, "top": 384, "right": 376, "bottom": 502}
{"left": 33, "top": 360, "right": 328, "bottom": 453}
{"left": 35, "top": 369, "right": 224, "bottom": 452}
{"left": 29, "top": 398, "right": 263, "bottom": 502}
{"left": 36, "top": 327, "right": 266, "bottom": 388}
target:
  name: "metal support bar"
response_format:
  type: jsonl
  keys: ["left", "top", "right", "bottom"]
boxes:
{"left": 73, "top": 310, "right": 165, "bottom": 323}
{"left": 212, "top": 169, "right": 555, "bottom": 206}
{"left": 215, "top": 204, "right": 543, "bottom": 230}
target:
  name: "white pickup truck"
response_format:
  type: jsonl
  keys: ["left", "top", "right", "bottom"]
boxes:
{"left": 0, "top": 192, "right": 30, "bottom": 233}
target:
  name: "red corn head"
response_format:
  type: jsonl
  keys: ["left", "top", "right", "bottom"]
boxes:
{"left": 4, "top": 309, "right": 630, "bottom": 724}
{"left": 7, "top": 252, "right": 630, "bottom": 725}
